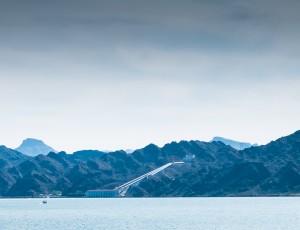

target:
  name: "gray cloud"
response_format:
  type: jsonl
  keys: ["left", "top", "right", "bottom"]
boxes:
{"left": 0, "top": 0, "right": 299, "bottom": 151}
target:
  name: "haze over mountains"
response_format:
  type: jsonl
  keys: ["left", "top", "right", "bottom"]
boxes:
{"left": 211, "top": 137, "right": 257, "bottom": 150}
{"left": 1, "top": 131, "right": 300, "bottom": 197}
{"left": 14, "top": 136, "right": 254, "bottom": 157}
{"left": 15, "top": 138, "right": 57, "bottom": 157}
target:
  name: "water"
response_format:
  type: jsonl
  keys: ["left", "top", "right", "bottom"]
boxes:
{"left": 0, "top": 197, "right": 300, "bottom": 229}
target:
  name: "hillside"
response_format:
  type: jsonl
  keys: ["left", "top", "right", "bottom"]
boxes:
{"left": 0, "top": 131, "right": 300, "bottom": 197}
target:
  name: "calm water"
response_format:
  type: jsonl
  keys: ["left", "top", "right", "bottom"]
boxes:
{"left": 0, "top": 197, "right": 300, "bottom": 230}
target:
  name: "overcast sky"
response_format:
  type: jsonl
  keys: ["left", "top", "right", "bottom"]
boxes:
{"left": 0, "top": 0, "right": 299, "bottom": 153}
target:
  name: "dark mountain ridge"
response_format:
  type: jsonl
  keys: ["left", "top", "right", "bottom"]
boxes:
{"left": 1, "top": 130, "right": 300, "bottom": 197}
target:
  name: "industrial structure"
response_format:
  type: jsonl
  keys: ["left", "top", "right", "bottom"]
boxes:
{"left": 85, "top": 161, "right": 184, "bottom": 198}
{"left": 86, "top": 189, "right": 118, "bottom": 198}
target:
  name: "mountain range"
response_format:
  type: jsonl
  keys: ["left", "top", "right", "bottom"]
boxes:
{"left": 1, "top": 131, "right": 300, "bottom": 197}
{"left": 14, "top": 136, "right": 253, "bottom": 157}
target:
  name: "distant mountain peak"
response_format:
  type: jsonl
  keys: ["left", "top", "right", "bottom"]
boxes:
{"left": 124, "top": 149, "right": 134, "bottom": 154}
{"left": 20, "top": 138, "right": 44, "bottom": 145}
{"left": 211, "top": 136, "right": 256, "bottom": 150}
{"left": 15, "top": 138, "right": 57, "bottom": 157}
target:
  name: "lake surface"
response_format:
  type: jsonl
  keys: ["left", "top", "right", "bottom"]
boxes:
{"left": 0, "top": 197, "right": 300, "bottom": 229}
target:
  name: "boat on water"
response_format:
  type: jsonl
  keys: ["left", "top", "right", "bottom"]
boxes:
{"left": 42, "top": 200, "right": 47, "bottom": 204}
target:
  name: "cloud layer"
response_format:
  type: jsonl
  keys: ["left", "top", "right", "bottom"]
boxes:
{"left": 0, "top": 0, "right": 299, "bottom": 152}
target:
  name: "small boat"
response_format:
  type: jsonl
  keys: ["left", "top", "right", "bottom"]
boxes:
{"left": 42, "top": 200, "right": 47, "bottom": 204}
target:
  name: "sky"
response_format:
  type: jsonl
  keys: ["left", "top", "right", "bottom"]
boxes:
{"left": 0, "top": 0, "right": 300, "bottom": 153}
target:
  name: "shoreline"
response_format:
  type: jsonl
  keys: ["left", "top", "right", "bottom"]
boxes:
{"left": 1, "top": 194, "right": 300, "bottom": 199}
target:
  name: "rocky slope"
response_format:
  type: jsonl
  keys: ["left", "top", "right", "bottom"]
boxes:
{"left": 0, "top": 131, "right": 300, "bottom": 197}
